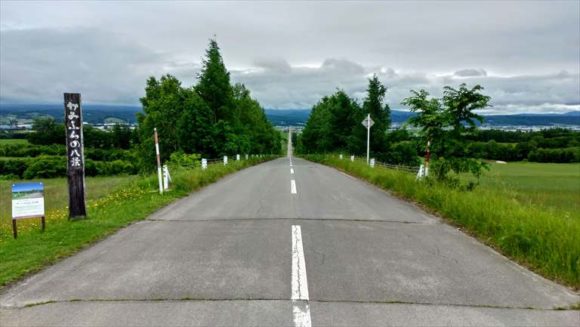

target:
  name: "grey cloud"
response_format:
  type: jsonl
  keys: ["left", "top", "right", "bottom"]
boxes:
{"left": 1, "top": 1, "right": 578, "bottom": 115}
{"left": 454, "top": 69, "right": 488, "bottom": 77}
{"left": 231, "top": 60, "right": 579, "bottom": 114}
{"left": 0, "top": 28, "right": 168, "bottom": 104}
{"left": 254, "top": 58, "right": 292, "bottom": 74}
{"left": 321, "top": 59, "right": 365, "bottom": 75}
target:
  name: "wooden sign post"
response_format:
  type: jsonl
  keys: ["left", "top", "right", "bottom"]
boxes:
{"left": 64, "top": 93, "right": 87, "bottom": 219}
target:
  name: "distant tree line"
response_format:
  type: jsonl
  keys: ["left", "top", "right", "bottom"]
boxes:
{"left": 298, "top": 80, "right": 580, "bottom": 169}
{"left": 1, "top": 39, "right": 281, "bottom": 179}
{"left": 136, "top": 39, "right": 281, "bottom": 170}
{"left": 298, "top": 80, "right": 494, "bottom": 184}
{"left": 298, "top": 76, "right": 408, "bottom": 163}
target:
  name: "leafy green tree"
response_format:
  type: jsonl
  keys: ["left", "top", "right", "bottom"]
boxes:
{"left": 135, "top": 39, "right": 281, "bottom": 169}
{"left": 299, "top": 90, "right": 360, "bottom": 154}
{"left": 111, "top": 124, "right": 132, "bottom": 149}
{"left": 402, "top": 84, "right": 491, "bottom": 184}
{"left": 233, "top": 83, "right": 281, "bottom": 154}
{"left": 359, "top": 75, "right": 391, "bottom": 155}
{"left": 27, "top": 118, "right": 65, "bottom": 145}
{"left": 176, "top": 88, "right": 216, "bottom": 155}
{"left": 137, "top": 75, "right": 184, "bottom": 169}
{"left": 300, "top": 97, "right": 333, "bottom": 153}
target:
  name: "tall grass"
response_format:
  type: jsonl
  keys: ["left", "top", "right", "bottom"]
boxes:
{"left": 305, "top": 155, "right": 580, "bottom": 289}
{"left": 0, "top": 156, "right": 277, "bottom": 287}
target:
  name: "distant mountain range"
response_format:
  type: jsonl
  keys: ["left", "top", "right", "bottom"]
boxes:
{"left": 1, "top": 103, "right": 579, "bottom": 127}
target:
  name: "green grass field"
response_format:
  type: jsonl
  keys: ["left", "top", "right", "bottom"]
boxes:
{"left": 0, "top": 139, "right": 28, "bottom": 145}
{"left": 307, "top": 155, "right": 580, "bottom": 290}
{"left": 0, "top": 176, "right": 137, "bottom": 238}
{"left": 0, "top": 157, "right": 275, "bottom": 287}
{"left": 480, "top": 162, "right": 580, "bottom": 214}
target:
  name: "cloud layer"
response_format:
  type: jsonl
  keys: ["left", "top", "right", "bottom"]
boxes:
{"left": 1, "top": 1, "right": 578, "bottom": 114}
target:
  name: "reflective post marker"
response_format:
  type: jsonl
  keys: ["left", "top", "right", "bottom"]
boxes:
{"left": 154, "top": 128, "right": 163, "bottom": 194}
{"left": 425, "top": 140, "right": 431, "bottom": 177}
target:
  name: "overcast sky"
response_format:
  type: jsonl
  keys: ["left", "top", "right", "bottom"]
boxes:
{"left": 1, "top": 0, "right": 579, "bottom": 114}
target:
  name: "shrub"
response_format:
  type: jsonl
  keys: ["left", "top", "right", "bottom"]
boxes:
{"left": 0, "top": 159, "right": 30, "bottom": 178}
{"left": 23, "top": 156, "right": 66, "bottom": 179}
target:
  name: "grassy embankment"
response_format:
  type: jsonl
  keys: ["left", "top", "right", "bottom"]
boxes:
{"left": 0, "top": 156, "right": 276, "bottom": 287}
{"left": 305, "top": 155, "right": 580, "bottom": 289}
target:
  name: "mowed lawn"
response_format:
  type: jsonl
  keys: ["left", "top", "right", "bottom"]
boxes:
{"left": 0, "top": 176, "right": 136, "bottom": 239}
{"left": 480, "top": 162, "right": 580, "bottom": 215}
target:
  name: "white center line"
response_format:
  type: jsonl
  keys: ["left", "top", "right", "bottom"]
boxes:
{"left": 291, "top": 179, "right": 297, "bottom": 194}
{"left": 291, "top": 225, "right": 311, "bottom": 327}
{"left": 291, "top": 168, "right": 295, "bottom": 174}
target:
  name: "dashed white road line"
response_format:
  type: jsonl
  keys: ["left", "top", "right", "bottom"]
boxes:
{"left": 291, "top": 179, "right": 297, "bottom": 194}
{"left": 291, "top": 168, "right": 295, "bottom": 174}
{"left": 292, "top": 225, "right": 311, "bottom": 327}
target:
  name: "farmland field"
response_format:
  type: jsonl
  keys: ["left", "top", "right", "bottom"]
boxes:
{"left": 0, "top": 139, "right": 28, "bottom": 145}
{"left": 480, "top": 162, "right": 580, "bottom": 215}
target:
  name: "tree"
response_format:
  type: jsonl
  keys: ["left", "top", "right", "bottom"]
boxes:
{"left": 176, "top": 88, "right": 216, "bottom": 155}
{"left": 136, "top": 75, "right": 184, "bottom": 169}
{"left": 299, "top": 90, "right": 360, "bottom": 154}
{"left": 27, "top": 117, "right": 65, "bottom": 145}
{"left": 402, "top": 84, "right": 491, "bottom": 185}
{"left": 196, "top": 39, "right": 234, "bottom": 123}
{"left": 360, "top": 75, "right": 391, "bottom": 155}
{"left": 134, "top": 39, "right": 282, "bottom": 169}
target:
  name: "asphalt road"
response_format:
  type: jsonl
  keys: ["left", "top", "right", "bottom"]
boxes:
{"left": 1, "top": 157, "right": 579, "bottom": 326}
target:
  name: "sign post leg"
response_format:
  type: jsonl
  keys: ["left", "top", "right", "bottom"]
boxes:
{"left": 41, "top": 216, "right": 46, "bottom": 232}
{"left": 12, "top": 220, "right": 17, "bottom": 239}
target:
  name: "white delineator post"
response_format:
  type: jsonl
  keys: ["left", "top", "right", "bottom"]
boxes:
{"left": 288, "top": 127, "right": 293, "bottom": 158}
{"left": 162, "top": 164, "right": 171, "bottom": 190}
{"left": 425, "top": 140, "right": 431, "bottom": 177}
{"left": 201, "top": 158, "right": 207, "bottom": 170}
{"left": 154, "top": 128, "right": 163, "bottom": 194}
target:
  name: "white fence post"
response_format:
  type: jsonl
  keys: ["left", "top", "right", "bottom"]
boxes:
{"left": 154, "top": 128, "right": 163, "bottom": 195}
{"left": 245, "top": 154, "right": 249, "bottom": 160}
{"left": 201, "top": 158, "right": 207, "bottom": 170}
{"left": 236, "top": 154, "right": 240, "bottom": 161}
{"left": 370, "top": 158, "right": 375, "bottom": 168}
{"left": 350, "top": 155, "right": 355, "bottom": 162}
{"left": 339, "top": 154, "right": 343, "bottom": 160}
{"left": 162, "top": 165, "right": 170, "bottom": 190}
{"left": 223, "top": 156, "right": 228, "bottom": 165}
{"left": 416, "top": 164, "right": 425, "bottom": 180}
